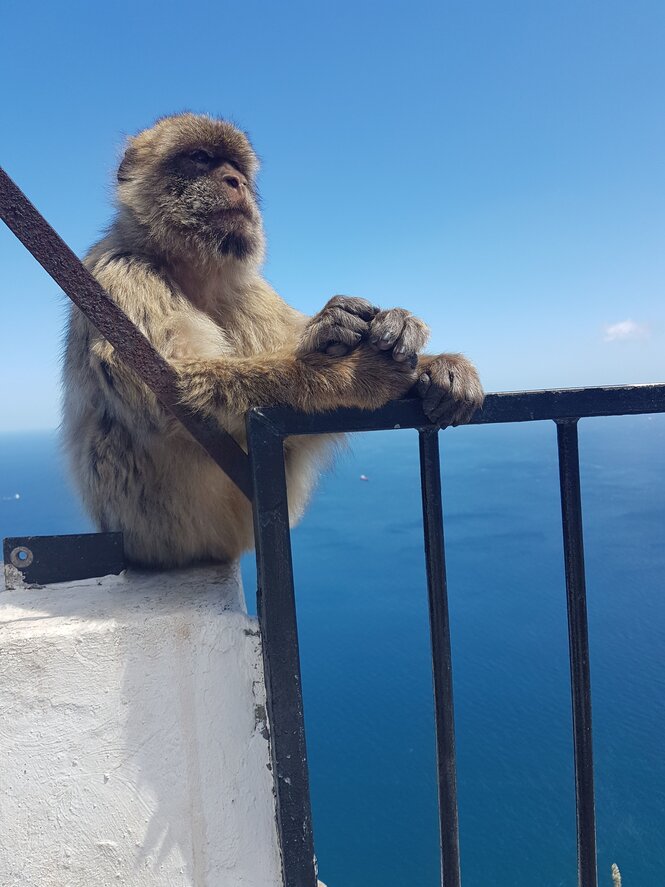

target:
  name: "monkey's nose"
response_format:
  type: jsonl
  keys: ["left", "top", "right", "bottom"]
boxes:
{"left": 222, "top": 173, "right": 244, "bottom": 190}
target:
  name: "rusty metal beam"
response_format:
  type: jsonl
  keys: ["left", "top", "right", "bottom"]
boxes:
{"left": 0, "top": 166, "right": 252, "bottom": 499}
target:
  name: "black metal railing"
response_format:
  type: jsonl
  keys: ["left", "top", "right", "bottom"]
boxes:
{"left": 246, "top": 383, "right": 665, "bottom": 887}
{"left": 3, "top": 165, "right": 665, "bottom": 887}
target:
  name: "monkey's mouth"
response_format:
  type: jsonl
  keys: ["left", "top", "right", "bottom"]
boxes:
{"left": 213, "top": 205, "right": 254, "bottom": 220}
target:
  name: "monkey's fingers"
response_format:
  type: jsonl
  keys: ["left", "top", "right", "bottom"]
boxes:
{"left": 420, "top": 373, "right": 455, "bottom": 425}
{"left": 433, "top": 397, "right": 477, "bottom": 428}
{"left": 298, "top": 308, "right": 369, "bottom": 355}
{"left": 370, "top": 308, "right": 409, "bottom": 350}
{"left": 415, "top": 360, "right": 483, "bottom": 427}
{"left": 451, "top": 402, "right": 481, "bottom": 427}
{"left": 423, "top": 391, "right": 469, "bottom": 427}
{"left": 325, "top": 343, "right": 351, "bottom": 357}
{"left": 416, "top": 372, "right": 432, "bottom": 398}
{"left": 319, "top": 308, "right": 369, "bottom": 336}
{"left": 325, "top": 295, "right": 379, "bottom": 321}
{"left": 391, "top": 316, "right": 430, "bottom": 363}
{"left": 318, "top": 320, "right": 364, "bottom": 350}
{"left": 369, "top": 309, "right": 430, "bottom": 363}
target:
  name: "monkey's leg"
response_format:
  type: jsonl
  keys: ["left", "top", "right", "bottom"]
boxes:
{"left": 415, "top": 353, "right": 484, "bottom": 426}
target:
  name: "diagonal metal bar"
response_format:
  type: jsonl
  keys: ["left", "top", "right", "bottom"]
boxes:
{"left": 419, "top": 429, "right": 462, "bottom": 887}
{"left": 0, "top": 166, "right": 252, "bottom": 499}
{"left": 556, "top": 419, "right": 598, "bottom": 887}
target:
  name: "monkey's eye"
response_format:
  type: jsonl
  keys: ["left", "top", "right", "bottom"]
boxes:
{"left": 188, "top": 149, "right": 215, "bottom": 165}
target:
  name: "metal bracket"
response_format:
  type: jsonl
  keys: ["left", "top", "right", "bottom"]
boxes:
{"left": 3, "top": 533, "right": 125, "bottom": 589}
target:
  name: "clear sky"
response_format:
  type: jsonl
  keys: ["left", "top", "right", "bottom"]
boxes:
{"left": 1, "top": 0, "right": 663, "bottom": 431}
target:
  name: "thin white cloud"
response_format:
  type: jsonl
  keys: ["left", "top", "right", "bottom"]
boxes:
{"left": 603, "top": 319, "right": 650, "bottom": 343}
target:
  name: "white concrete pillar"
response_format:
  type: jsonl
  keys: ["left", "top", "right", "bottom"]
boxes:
{"left": 0, "top": 564, "right": 284, "bottom": 887}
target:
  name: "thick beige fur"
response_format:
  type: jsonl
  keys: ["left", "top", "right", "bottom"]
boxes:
{"left": 62, "top": 113, "right": 482, "bottom": 567}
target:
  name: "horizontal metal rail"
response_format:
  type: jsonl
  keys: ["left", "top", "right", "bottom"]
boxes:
{"left": 247, "top": 382, "right": 665, "bottom": 887}
{"left": 250, "top": 382, "right": 665, "bottom": 436}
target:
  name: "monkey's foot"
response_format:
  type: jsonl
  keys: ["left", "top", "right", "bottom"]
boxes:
{"left": 415, "top": 353, "right": 484, "bottom": 426}
{"left": 298, "top": 296, "right": 379, "bottom": 358}
{"left": 369, "top": 308, "right": 429, "bottom": 367}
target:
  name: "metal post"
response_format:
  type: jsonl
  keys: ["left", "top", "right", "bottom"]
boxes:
{"left": 556, "top": 419, "right": 598, "bottom": 887}
{"left": 419, "top": 429, "right": 462, "bottom": 887}
{"left": 247, "top": 410, "right": 317, "bottom": 887}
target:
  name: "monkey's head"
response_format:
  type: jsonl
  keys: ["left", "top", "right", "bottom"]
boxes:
{"left": 116, "top": 113, "right": 264, "bottom": 265}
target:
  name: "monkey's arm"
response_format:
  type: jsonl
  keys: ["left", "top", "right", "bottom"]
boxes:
{"left": 83, "top": 256, "right": 415, "bottom": 431}
{"left": 173, "top": 347, "right": 418, "bottom": 418}
{"left": 294, "top": 297, "right": 484, "bottom": 425}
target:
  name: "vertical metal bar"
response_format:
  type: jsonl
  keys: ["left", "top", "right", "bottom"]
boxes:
{"left": 246, "top": 411, "right": 317, "bottom": 887}
{"left": 419, "top": 429, "right": 462, "bottom": 887}
{"left": 556, "top": 419, "right": 598, "bottom": 887}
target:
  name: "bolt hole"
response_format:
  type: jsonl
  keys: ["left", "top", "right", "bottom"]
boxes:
{"left": 10, "top": 546, "right": 33, "bottom": 569}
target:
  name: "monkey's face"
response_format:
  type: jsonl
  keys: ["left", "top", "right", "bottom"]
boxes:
{"left": 117, "top": 114, "right": 265, "bottom": 264}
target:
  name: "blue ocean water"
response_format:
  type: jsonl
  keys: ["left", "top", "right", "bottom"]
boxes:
{"left": 1, "top": 417, "right": 664, "bottom": 887}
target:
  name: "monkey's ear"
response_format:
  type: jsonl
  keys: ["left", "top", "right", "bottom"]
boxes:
{"left": 117, "top": 144, "right": 138, "bottom": 184}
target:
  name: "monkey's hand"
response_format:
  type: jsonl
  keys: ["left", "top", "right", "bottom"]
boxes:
{"left": 297, "top": 296, "right": 379, "bottom": 358}
{"left": 368, "top": 308, "right": 430, "bottom": 366}
{"left": 415, "top": 353, "right": 484, "bottom": 426}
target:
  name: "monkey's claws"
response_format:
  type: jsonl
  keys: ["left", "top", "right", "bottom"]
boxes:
{"left": 297, "top": 295, "right": 379, "bottom": 358}
{"left": 415, "top": 354, "right": 484, "bottom": 427}
{"left": 369, "top": 308, "right": 430, "bottom": 366}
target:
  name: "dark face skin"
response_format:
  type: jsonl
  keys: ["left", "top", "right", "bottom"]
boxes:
{"left": 118, "top": 115, "right": 265, "bottom": 263}
{"left": 161, "top": 146, "right": 264, "bottom": 261}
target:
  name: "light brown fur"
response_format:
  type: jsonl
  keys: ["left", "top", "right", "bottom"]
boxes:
{"left": 62, "top": 113, "right": 483, "bottom": 567}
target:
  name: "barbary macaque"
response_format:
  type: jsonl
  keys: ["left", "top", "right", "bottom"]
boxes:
{"left": 62, "top": 113, "right": 483, "bottom": 566}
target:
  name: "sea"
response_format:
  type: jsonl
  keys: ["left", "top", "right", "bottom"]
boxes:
{"left": 1, "top": 416, "right": 664, "bottom": 887}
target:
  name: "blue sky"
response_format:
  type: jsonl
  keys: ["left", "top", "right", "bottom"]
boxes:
{"left": 1, "top": 0, "right": 663, "bottom": 431}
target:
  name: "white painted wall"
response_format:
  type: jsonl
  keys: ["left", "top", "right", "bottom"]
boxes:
{"left": 0, "top": 564, "right": 285, "bottom": 887}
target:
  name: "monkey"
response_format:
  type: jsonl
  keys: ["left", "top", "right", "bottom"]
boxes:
{"left": 62, "top": 113, "right": 483, "bottom": 568}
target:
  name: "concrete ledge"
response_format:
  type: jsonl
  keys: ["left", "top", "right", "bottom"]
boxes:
{"left": 0, "top": 564, "right": 283, "bottom": 886}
